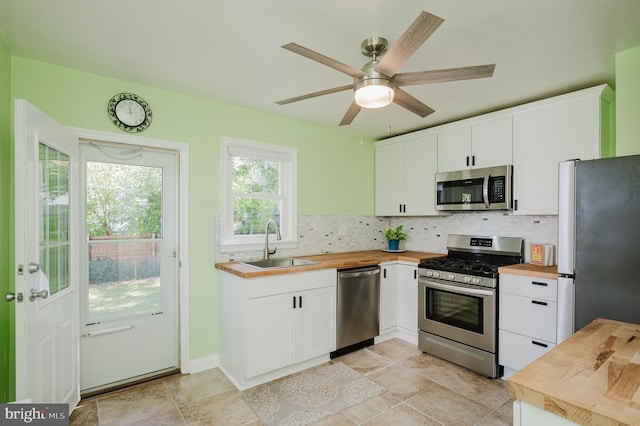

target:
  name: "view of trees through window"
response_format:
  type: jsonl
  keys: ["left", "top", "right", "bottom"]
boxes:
{"left": 232, "top": 156, "right": 281, "bottom": 235}
{"left": 85, "top": 161, "right": 163, "bottom": 321}
{"left": 86, "top": 162, "right": 162, "bottom": 237}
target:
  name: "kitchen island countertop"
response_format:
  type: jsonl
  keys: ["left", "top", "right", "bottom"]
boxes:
{"left": 507, "top": 318, "right": 640, "bottom": 425}
{"left": 215, "top": 250, "right": 444, "bottom": 278}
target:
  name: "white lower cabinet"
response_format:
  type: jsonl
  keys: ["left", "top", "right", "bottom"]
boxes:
{"left": 379, "top": 263, "right": 398, "bottom": 336}
{"left": 397, "top": 263, "right": 418, "bottom": 343}
{"left": 219, "top": 269, "right": 336, "bottom": 390}
{"left": 377, "top": 261, "right": 418, "bottom": 345}
{"left": 499, "top": 273, "right": 563, "bottom": 377}
{"left": 246, "top": 286, "right": 335, "bottom": 378}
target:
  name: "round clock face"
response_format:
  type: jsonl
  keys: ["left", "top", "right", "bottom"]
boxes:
{"left": 108, "top": 93, "right": 152, "bottom": 132}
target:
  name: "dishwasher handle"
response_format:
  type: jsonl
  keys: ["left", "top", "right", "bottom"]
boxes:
{"left": 338, "top": 268, "right": 380, "bottom": 279}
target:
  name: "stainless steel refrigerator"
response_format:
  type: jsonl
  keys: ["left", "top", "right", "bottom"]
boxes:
{"left": 558, "top": 155, "right": 640, "bottom": 332}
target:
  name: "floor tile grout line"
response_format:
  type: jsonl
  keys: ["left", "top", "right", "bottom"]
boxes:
{"left": 162, "top": 380, "right": 188, "bottom": 425}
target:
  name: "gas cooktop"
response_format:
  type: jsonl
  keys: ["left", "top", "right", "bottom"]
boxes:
{"left": 419, "top": 257, "right": 503, "bottom": 278}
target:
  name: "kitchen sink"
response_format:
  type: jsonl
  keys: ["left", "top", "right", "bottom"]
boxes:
{"left": 240, "top": 257, "right": 318, "bottom": 269}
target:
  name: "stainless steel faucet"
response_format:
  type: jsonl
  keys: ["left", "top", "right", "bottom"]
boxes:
{"left": 263, "top": 220, "right": 281, "bottom": 259}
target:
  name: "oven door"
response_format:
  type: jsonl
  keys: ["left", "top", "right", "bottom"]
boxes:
{"left": 418, "top": 277, "right": 496, "bottom": 352}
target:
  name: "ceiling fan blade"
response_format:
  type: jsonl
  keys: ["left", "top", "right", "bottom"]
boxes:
{"left": 282, "top": 43, "right": 366, "bottom": 78}
{"left": 375, "top": 11, "right": 444, "bottom": 76}
{"left": 339, "top": 101, "right": 361, "bottom": 126}
{"left": 392, "top": 88, "right": 435, "bottom": 118}
{"left": 395, "top": 64, "right": 496, "bottom": 86}
{"left": 276, "top": 84, "right": 353, "bottom": 105}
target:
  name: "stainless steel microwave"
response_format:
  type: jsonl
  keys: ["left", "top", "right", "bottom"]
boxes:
{"left": 435, "top": 165, "right": 513, "bottom": 211}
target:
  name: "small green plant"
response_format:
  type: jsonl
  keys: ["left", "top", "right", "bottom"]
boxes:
{"left": 383, "top": 225, "right": 407, "bottom": 241}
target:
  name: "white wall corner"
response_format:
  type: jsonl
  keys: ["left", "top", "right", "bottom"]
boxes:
{"left": 182, "top": 354, "right": 219, "bottom": 375}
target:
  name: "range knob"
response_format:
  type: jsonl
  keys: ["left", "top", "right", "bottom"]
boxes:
{"left": 463, "top": 276, "right": 471, "bottom": 283}
{"left": 427, "top": 271, "right": 433, "bottom": 277}
{"left": 472, "top": 277, "right": 481, "bottom": 284}
{"left": 448, "top": 273, "right": 455, "bottom": 280}
{"left": 434, "top": 271, "right": 440, "bottom": 278}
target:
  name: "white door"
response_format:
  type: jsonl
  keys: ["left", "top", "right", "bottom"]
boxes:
{"left": 79, "top": 142, "right": 179, "bottom": 392}
{"left": 13, "top": 99, "right": 80, "bottom": 409}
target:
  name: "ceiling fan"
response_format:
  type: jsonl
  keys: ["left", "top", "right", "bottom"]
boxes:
{"left": 276, "top": 11, "right": 496, "bottom": 126}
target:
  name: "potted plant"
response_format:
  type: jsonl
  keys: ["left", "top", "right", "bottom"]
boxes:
{"left": 383, "top": 225, "right": 407, "bottom": 251}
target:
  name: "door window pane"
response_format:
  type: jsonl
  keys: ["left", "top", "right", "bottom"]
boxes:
{"left": 85, "top": 161, "right": 163, "bottom": 322}
{"left": 39, "top": 143, "right": 70, "bottom": 296}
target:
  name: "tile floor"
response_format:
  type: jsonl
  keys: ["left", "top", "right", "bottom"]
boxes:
{"left": 70, "top": 338, "right": 514, "bottom": 425}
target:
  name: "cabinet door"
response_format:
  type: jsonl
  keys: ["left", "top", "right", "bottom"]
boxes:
{"left": 403, "top": 134, "right": 439, "bottom": 215}
{"left": 438, "top": 126, "right": 472, "bottom": 172}
{"left": 375, "top": 143, "right": 404, "bottom": 215}
{"left": 297, "top": 286, "right": 336, "bottom": 361}
{"left": 471, "top": 116, "right": 513, "bottom": 168}
{"left": 513, "top": 96, "right": 601, "bottom": 215}
{"left": 379, "top": 264, "right": 398, "bottom": 333}
{"left": 396, "top": 264, "right": 418, "bottom": 332}
{"left": 245, "top": 293, "right": 296, "bottom": 378}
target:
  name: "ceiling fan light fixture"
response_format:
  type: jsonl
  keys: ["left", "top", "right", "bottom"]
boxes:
{"left": 354, "top": 78, "right": 395, "bottom": 109}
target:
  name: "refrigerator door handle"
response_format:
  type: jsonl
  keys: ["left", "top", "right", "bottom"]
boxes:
{"left": 558, "top": 160, "right": 577, "bottom": 275}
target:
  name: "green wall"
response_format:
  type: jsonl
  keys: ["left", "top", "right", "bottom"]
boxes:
{"left": 615, "top": 45, "right": 640, "bottom": 155}
{"left": 0, "top": 33, "right": 12, "bottom": 403}
{"left": 6, "top": 56, "right": 375, "bottom": 389}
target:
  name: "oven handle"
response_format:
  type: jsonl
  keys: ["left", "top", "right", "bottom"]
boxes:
{"left": 482, "top": 171, "right": 490, "bottom": 209}
{"left": 422, "top": 279, "right": 494, "bottom": 297}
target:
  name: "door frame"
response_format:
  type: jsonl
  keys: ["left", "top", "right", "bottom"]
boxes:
{"left": 70, "top": 127, "right": 191, "bottom": 374}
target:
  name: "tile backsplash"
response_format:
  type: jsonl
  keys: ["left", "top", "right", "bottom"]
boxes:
{"left": 215, "top": 211, "right": 557, "bottom": 263}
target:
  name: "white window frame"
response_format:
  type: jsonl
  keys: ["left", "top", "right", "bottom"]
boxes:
{"left": 220, "top": 137, "right": 297, "bottom": 252}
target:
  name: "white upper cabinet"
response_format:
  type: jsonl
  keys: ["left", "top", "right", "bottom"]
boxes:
{"left": 376, "top": 84, "right": 612, "bottom": 217}
{"left": 472, "top": 116, "right": 513, "bottom": 168}
{"left": 512, "top": 86, "right": 613, "bottom": 215}
{"left": 438, "top": 117, "right": 513, "bottom": 172}
{"left": 437, "top": 126, "right": 472, "bottom": 172}
{"left": 375, "top": 133, "right": 440, "bottom": 216}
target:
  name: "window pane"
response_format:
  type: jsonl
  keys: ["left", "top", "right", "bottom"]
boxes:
{"left": 86, "top": 162, "right": 162, "bottom": 238}
{"left": 85, "top": 160, "right": 164, "bottom": 322}
{"left": 233, "top": 198, "right": 280, "bottom": 235}
{"left": 231, "top": 157, "right": 280, "bottom": 195}
{"left": 39, "top": 143, "right": 70, "bottom": 296}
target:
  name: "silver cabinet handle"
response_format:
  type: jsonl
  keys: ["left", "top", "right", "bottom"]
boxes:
{"left": 29, "top": 288, "right": 48, "bottom": 301}
{"left": 5, "top": 292, "right": 23, "bottom": 303}
{"left": 28, "top": 262, "right": 40, "bottom": 274}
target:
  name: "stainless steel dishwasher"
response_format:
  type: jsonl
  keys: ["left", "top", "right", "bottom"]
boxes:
{"left": 331, "top": 266, "right": 380, "bottom": 358}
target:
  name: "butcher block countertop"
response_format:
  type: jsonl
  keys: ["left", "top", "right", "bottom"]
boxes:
{"left": 215, "top": 250, "right": 444, "bottom": 278}
{"left": 498, "top": 263, "right": 558, "bottom": 280}
{"left": 507, "top": 318, "right": 640, "bottom": 425}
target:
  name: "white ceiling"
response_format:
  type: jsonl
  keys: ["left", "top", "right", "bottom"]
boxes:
{"left": 1, "top": 0, "right": 640, "bottom": 139}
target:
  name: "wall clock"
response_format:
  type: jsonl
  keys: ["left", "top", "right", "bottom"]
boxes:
{"left": 107, "top": 92, "right": 152, "bottom": 132}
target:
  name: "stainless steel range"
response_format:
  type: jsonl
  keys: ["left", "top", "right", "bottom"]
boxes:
{"left": 418, "top": 234, "right": 524, "bottom": 378}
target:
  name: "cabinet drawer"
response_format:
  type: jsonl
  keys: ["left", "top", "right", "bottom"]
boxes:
{"left": 499, "top": 293, "right": 557, "bottom": 342}
{"left": 500, "top": 274, "right": 557, "bottom": 301}
{"left": 499, "top": 329, "right": 555, "bottom": 371}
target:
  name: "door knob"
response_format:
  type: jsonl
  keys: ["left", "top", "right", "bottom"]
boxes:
{"left": 29, "top": 289, "right": 48, "bottom": 301}
{"left": 5, "top": 292, "right": 23, "bottom": 302}
{"left": 28, "top": 262, "right": 40, "bottom": 274}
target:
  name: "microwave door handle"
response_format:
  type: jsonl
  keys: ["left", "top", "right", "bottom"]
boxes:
{"left": 482, "top": 172, "right": 490, "bottom": 208}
